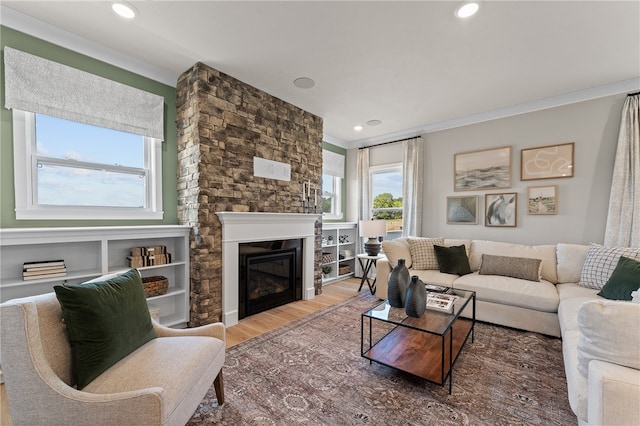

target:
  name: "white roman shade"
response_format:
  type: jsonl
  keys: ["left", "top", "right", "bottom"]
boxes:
{"left": 3, "top": 47, "right": 164, "bottom": 140}
{"left": 323, "top": 149, "right": 345, "bottom": 178}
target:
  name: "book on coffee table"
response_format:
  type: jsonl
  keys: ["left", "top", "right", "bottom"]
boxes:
{"left": 426, "top": 293, "right": 457, "bottom": 313}
{"left": 424, "top": 283, "right": 448, "bottom": 293}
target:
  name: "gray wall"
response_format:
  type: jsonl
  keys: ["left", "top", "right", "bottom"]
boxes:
{"left": 423, "top": 94, "right": 626, "bottom": 245}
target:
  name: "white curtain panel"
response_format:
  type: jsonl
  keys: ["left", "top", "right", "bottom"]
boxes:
{"left": 357, "top": 148, "right": 371, "bottom": 221}
{"left": 604, "top": 94, "right": 640, "bottom": 247}
{"left": 3, "top": 47, "right": 164, "bottom": 139}
{"left": 402, "top": 137, "right": 424, "bottom": 237}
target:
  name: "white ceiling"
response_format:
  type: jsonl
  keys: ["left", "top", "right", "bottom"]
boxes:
{"left": 2, "top": 1, "right": 640, "bottom": 148}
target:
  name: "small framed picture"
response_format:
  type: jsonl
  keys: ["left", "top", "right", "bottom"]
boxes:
{"left": 521, "top": 142, "right": 574, "bottom": 180}
{"left": 446, "top": 195, "right": 479, "bottom": 224}
{"left": 528, "top": 185, "right": 557, "bottom": 215}
{"left": 454, "top": 146, "right": 512, "bottom": 191}
{"left": 485, "top": 193, "right": 517, "bottom": 227}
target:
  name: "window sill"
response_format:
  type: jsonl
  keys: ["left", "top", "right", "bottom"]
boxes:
{"left": 15, "top": 207, "right": 164, "bottom": 221}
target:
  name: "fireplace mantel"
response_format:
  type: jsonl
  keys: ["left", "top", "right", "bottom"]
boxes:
{"left": 216, "top": 212, "right": 320, "bottom": 326}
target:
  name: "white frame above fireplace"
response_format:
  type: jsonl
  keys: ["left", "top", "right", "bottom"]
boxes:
{"left": 216, "top": 212, "right": 320, "bottom": 326}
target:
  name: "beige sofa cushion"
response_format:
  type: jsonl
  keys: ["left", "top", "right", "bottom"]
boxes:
{"left": 381, "top": 238, "right": 412, "bottom": 269}
{"left": 556, "top": 243, "right": 589, "bottom": 283}
{"left": 577, "top": 299, "right": 640, "bottom": 377}
{"left": 469, "top": 240, "right": 558, "bottom": 283}
{"left": 403, "top": 269, "right": 459, "bottom": 287}
{"left": 454, "top": 272, "right": 559, "bottom": 312}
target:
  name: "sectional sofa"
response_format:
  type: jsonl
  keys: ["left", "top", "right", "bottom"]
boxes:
{"left": 376, "top": 237, "right": 640, "bottom": 426}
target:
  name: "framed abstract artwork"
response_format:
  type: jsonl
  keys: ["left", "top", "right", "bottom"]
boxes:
{"left": 528, "top": 185, "right": 557, "bottom": 215}
{"left": 485, "top": 192, "right": 517, "bottom": 227}
{"left": 446, "top": 195, "right": 479, "bottom": 224}
{"left": 454, "top": 146, "right": 512, "bottom": 191}
{"left": 521, "top": 142, "right": 574, "bottom": 180}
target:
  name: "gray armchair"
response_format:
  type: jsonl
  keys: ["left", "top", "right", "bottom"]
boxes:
{"left": 0, "top": 292, "right": 225, "bottom": 426}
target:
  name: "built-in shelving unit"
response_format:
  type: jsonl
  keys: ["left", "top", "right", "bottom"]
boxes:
{"left": 0, "top": 226, "right": 191, "bottom": 328}
{"left": 321, "top": 222, "right": 357, "bottom": 284}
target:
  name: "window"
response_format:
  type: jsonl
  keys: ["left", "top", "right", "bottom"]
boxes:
{"left": 322, "top": 174, "right": 343, "bottom": 219}
{"left": 322, "top": 149, "right": 345, "bottom": 220}
{"left": 370, "top": 163, "right": 403, "bottom": 237}
{"left": 13, "top": 110, "right": 163, "bottom": 220}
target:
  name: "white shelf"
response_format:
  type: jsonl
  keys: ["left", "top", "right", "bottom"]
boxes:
{"left": 321, "top": 222, "right": 357, "bottom": 284}
{"left": 0, "top": 226, "right": 191, "bottom": 328}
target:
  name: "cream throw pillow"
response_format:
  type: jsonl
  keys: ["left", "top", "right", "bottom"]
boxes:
{"left": 406, "top": 237, "right": 444, "bottom": 270}
{"left": 381, "top": 238, "right": 412, "bottom": 269}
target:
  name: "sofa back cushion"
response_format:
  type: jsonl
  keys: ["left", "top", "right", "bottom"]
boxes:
{"left": 381, "top": 237, "right": 412, "bottom": 269}
{"left": 469, "top": 240, "right": 558, "bottom": 283}
{"left": 556, "top": 243, "right": 589, "bottom": 283}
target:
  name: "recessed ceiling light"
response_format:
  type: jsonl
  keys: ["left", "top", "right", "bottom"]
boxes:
{"left": 455, "top": 2, "right": 480, "bottom": 18}
{"left": 354, "top": 125, "right": 363, "bottom": 132}
{"left": 112, "top": 2, "right": 137, "bottom": 19}
{"left": 367, "top": 120, "right": 382, "bottom": 126}
{"left": 293, "top": 77, "right": 315, "bottom": 89}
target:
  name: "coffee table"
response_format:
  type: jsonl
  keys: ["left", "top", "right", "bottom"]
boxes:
{"left": 361, "top": 288, "right": 475, "bottom": 394}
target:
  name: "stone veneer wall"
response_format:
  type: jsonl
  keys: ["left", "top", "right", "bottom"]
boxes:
{"left": 176, "top": 62, "right": 323, "bottom": 326}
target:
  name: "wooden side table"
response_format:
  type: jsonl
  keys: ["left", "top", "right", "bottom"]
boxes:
{"left": 356, "top": 254, "right": 384, "bottom": 295}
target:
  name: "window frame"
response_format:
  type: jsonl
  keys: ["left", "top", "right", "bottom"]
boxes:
{"left": 369, "top": 162, "right": 403, "bottom": 220}
{"left": 322, "top": 174, "right": 343, "bottom": 220}
{"left": 12, "top": 110, "right": 163, "bottom": 220}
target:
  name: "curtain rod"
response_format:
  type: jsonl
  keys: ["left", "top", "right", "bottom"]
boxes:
{"left": 358, "top": 135, "right": 420, "bottom": 150}
{"left": 628, "top": 91, "right": 640, "bottom": 96}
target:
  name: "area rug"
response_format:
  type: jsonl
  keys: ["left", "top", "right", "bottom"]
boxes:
{"left": 188, "top": 292, "right": 576, "bottom": 425}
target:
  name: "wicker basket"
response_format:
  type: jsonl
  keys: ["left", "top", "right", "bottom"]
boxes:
{"left": 339, "top": 265, "right": 351, "bottom": 275}
{"left": 142, "top": 276, "right": 168, "bottom": 298}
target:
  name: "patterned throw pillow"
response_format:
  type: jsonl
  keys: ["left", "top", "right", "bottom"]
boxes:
{"left": 478, "top": 254, "right": 542, "bottom": 282}
{"left": 406, "top": 237, "right": 444, "bottom": 270}
{"left": 578, "top": 243, "right": 640, "bottom": 289}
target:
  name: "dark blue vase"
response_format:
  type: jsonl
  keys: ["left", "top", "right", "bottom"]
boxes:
{"left": 405, "top": 275, "right": 427, "bottom": 318}
{"left": 388, "top": 258, "right": 409, "bottom": 308}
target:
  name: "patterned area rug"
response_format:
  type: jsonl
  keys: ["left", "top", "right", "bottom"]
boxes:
{"left": 188, "top": 292, "right": 576, "bottom": 425}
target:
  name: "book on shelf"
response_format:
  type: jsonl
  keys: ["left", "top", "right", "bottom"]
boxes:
{"left": 426, "top": 293, "right": 458, "bottom": 314}
{"left": 22, "top": 271, "right": 67, "bottom": 281}
{"left": 23, "top": 259, "right": 65, "bottom": 269}
{"left": 23, "top": 266, "right": 67, "bottom": 277}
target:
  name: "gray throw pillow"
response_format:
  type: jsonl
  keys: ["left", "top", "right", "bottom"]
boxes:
{"left": 479, "top": 254, "right": 542, "bottom": 282}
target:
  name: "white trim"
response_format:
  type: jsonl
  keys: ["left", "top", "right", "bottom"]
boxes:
{"left": 0, "top": 5, "right": 177, "bottom": 86}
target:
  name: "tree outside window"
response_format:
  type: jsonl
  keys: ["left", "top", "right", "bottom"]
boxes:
{"left": 370, "top": 164, "right": 403, "bottom": 236}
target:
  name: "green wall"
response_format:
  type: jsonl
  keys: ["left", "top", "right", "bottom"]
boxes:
{"left": 322, "top": 141, "right": 347, "bottom": 222}
{"left": 0, "top": 26, "right": 178, "bottom": 228}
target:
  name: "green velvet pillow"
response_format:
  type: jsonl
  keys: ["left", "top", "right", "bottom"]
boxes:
{"left": 433, "top": 245, "right": 472, "bottom": 276}
{"left": 54, "top": 268, "right": 155, "bottom": 389}
{"left": 597, "top": 256, "right": 640, "bottom": 301}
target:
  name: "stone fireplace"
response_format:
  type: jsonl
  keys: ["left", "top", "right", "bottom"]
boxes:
{"left": 176, "top": 62, "right": 323, "bottom": 326}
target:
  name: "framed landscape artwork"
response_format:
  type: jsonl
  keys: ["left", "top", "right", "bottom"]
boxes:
{"left": 454, "top": 146, "right": 512, "bottom": 191}
{"left": 446, "top": 196, "right": 479, "bottom": 224}
{"left": 521, "top": 142, "right": 574, "bottom": 180}
{"left": 528, "top": 185, "right": 557, "bottom": 215}
{"left": 485, "top": 192, "right": 517, "bottom": 227}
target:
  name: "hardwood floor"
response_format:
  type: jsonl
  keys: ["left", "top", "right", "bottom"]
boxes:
{"left": 0, "top": 277, "right": 363, "bottom": 425}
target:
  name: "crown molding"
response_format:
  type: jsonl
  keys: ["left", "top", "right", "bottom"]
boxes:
{"left": 1, "top": 6, "right": 178, "bottom": 86}
{"left": 352, "top": 77, "right": 640, "bottom": 148}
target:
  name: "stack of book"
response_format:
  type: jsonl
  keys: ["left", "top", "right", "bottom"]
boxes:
{"left": 426, "top": 292, "right": 457, "bottom": 314}
{"left": 127, "top": 245, "right": 172, "bottom": 268}
{"left": 23, "top": 260, "right": 67, "bottom": 281}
